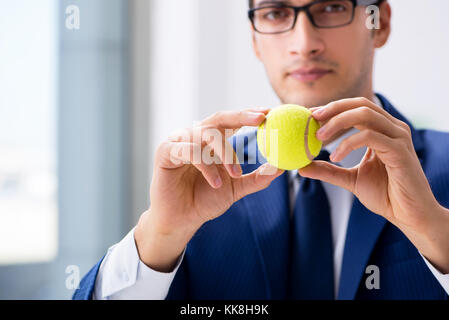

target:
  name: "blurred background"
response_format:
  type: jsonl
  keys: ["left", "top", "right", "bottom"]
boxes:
{"left": 0, "top": 0, "right": 448, "bottom": 299}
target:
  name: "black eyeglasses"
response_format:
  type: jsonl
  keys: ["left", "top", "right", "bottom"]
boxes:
{"left": 248, "top": 0, "right": 383, "bottom": 34}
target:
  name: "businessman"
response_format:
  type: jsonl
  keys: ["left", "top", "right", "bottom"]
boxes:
{"left": 74, "top": 0, "right": 449, "bottom": 299}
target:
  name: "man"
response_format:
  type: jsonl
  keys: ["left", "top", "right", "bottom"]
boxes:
{"left": 74, "top": 0, "right": 449, "bottom": 300}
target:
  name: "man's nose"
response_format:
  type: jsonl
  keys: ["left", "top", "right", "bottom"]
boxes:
{"left": 288, "top": 12, "right": 325, "bottom": 59}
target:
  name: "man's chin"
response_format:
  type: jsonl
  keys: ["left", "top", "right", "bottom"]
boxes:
{"left": 280, "top": 79, "right": 341, "bottom": 107}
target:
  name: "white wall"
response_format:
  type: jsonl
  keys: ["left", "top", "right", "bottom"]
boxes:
{"left": 149, "top": 0, "right": 449, "bottom": 152}
{"left": 374, "top": 0, "right": 449, "bottom": 130}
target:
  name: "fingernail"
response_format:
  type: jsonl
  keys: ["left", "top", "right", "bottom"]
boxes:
{"left": 214, "top": 175, "right": 223, "bottom": 188}
{"left": 330, "top": 150, "right": 339, "bottom": 162}
{"left": 247, "top": 112, "right": 263, "bottom": 120}
{"left": 312, "top": 107, "right": 325, "bottom": 117}
{"left": 232, "top": 164, "right": 241, "bottom": 176}
{"left": 259, "top": 163, "right": 277, "bottom": 176}
{"left": 317, "top": 125, "right": 327, "bottom": 137}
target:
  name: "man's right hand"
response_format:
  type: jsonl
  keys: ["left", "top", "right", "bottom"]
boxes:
{"left": 134, "top": 108, "right": 284, "bottom": 273}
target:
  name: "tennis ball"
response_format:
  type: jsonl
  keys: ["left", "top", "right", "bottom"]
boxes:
{"left": 257, "top": 104, "right": 322, "bottom": 170}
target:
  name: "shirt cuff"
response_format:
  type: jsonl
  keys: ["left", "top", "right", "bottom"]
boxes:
{"left": 94, "top": 227, "right": 186, "bottom": 300}
{"left": 419, "top": 252, "right": 449, "bottom": 295}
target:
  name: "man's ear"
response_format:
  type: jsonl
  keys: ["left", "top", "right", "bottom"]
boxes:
{"left": 373, "top": 1, "right": 392, "bottom": 48}
{"left": 250, "top": 24, "right": 262, "bottom": 61}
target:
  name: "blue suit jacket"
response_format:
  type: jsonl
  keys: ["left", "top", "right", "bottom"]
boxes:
{"left": 73, "top": 94, "right": 449, "bottom": 300}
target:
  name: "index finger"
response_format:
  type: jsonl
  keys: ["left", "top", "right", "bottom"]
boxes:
{"left": 201, "top": 108, "right": 268, "bottom": 130}
{"left": 311, "top": 97, "right": 404, "bottom": 127}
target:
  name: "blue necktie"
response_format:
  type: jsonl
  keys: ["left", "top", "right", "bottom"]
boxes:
{"left": 287, "top": 149, "right": 334, "bottom": 299}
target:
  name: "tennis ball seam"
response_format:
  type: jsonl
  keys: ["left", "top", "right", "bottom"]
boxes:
{"left": 304, "top": 114, "right": 314, "bottom": 162}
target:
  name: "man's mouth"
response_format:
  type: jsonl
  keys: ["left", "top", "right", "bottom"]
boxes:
{"left": 288, "top": 68, "right": 333, "bottom": 82}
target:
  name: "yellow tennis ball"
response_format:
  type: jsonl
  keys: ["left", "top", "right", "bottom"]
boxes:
{"left": 257, "top": 104, "right": 322, "bottom": 170}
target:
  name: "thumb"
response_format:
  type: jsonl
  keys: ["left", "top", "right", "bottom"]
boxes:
{"left": 298, "top": 161, "right": 356, "bottom": 193}
{"left": 233, "top": 163, "right": 284, "bottom": 201}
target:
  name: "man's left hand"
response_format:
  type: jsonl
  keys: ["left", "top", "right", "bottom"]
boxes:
{"left": 300, "top": 97, "right": 449, "bottom": 273}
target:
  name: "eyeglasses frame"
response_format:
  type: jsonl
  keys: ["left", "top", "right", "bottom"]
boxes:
{"left": 248, "top": 0, "right": 384, "bottom": 34}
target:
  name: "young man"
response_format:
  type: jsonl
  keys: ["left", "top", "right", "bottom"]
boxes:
{"left": 74, "top": 0, "right": 449, "bottom": 299}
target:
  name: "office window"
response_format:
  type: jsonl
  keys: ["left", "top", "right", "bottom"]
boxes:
{"left": 0, "top": 0, "right": 58, "bottom": 264}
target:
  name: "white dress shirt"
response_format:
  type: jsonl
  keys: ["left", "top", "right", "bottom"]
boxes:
{"left": 93, "top": 96, "right": 449, "bottom": 300}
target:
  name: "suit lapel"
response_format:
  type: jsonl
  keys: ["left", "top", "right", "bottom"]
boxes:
{"left": 337, "top": 93, "right": 426, "bottom": 300}
{"left": 337, "top": 197, "right": 387, "bottom": 299}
